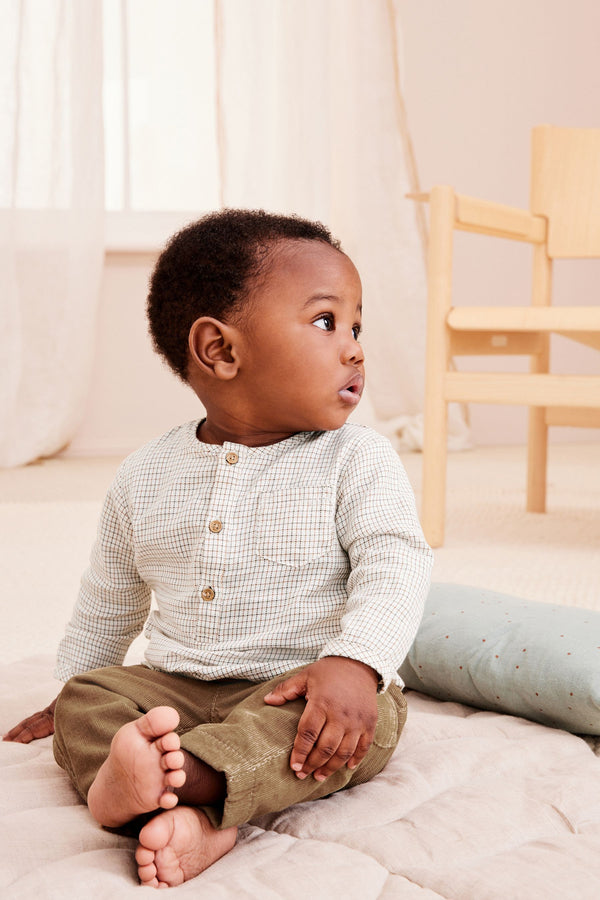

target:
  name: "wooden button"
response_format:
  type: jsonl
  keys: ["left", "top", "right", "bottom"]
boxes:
{"left": 225, "top": 452, "right": 239, "bottom": 465}
{"left": 209, "top": 520, "right": 223, "bottom": 533}
{"left": 201, "top": 587, "right": 215, "bottom": 602}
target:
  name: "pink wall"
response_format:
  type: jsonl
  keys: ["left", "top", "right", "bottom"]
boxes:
{"left": 398, "top": 0, "right": 600, "bottom": 444}
{"left": 66, "top": 253, "right": 201, "bottom": 457}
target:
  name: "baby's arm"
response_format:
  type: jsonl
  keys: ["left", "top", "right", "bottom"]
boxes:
{"left": 321, "top": 432, "right": 433, "bottom": 693}
{"left": 56, "top": 476, "right": 151, "bottom": 681}
{"left": 6, "top": 473, "right": 150, "bottom": 742}
{"left": 265, "top": 432, "right": 433, "bottom": 779}
{"left": 264, "top": 656, "right": 379, "bottom": 780}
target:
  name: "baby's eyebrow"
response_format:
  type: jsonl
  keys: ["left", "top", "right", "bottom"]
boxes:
{"left": 302, "top": 293, "right": 342, "bottom": 307}
{"left": 303, "top": 294, "right": 362, "bottom": 315}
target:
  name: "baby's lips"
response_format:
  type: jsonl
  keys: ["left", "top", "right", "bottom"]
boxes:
{"left": 340, "top": 372, "right": 364, "bottom": 395}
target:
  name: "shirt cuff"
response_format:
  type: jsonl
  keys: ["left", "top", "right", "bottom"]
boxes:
{"left": 317, "top": 641, "right": 395, "bottom": 692}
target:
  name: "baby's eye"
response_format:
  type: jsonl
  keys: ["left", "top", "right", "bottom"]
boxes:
{"left": 352, "top": 324, "right": 362, "bottom": 340}
{"left": 314, "top": 314, "right": 334, "bottom": 331}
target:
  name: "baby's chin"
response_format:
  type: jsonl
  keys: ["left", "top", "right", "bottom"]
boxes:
{"left": 304, "top": 410, "right": 360, "bottom": 434}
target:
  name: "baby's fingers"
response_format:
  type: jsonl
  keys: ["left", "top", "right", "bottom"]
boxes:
{"left": 345, "top": 729, "right": 375, "bottom": 771}
{"left": 290, "top": 706, "right": 328, "bottom": 776}
{"left": 3, "top": 700, "right": 56, "bottom": 743}
{"left": 311, "top": 732, "right": 360, "bottom": 781}
{"left": 2, "top": 723, "right": 25, "bottom": 742}
{"left": 311, "top": 728, "right": 374, "bottom": 781}
{"left": 263, "top": 671, "right": 308, "bottom": 706}
{"left": 3, "top": 712, "right": 53, "bottom": 743}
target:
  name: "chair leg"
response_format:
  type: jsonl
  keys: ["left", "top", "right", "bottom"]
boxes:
{"left": 527, "top": 245, "right": 552, "bottom": 513}
{"left": 422, "top": 395, "right": 448, "bottom": 548}
{"left": 421, "top": 185, "right": 455, "bottom": 548}
{"left": 527, "top": 408, "right": 548, "bottom": 512}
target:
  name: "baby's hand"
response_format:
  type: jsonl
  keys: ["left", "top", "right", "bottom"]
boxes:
{"left": 3, "top": 697, "right": 58, "bottom": 743}
{"left": 264, "top": 657, "right": 379, "bottom": 781}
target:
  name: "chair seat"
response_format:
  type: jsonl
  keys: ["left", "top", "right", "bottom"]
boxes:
{"left": 447, "top": 306, "right": 600, "bottom": 332}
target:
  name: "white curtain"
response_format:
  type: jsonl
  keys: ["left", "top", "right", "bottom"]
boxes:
{"left": 0, "top": 0, "right": 104, "bottom": 467}
{"left": 216, "top": 0, "right": 434, "bottom": 443}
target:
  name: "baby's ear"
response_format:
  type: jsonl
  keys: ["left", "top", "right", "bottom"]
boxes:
{"left": 188, "top": 317, "right": 240, "bottom": 380}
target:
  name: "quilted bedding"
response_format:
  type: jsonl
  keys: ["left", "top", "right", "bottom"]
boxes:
{"left": 2, "top": 656, "right": 600, "bottom": 899}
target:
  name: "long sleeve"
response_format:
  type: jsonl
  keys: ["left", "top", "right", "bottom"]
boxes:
{"left": 319, "top": 434, "right": 433, "bottom": 690}
{"left": 55, "top": 478, "right": 152, "bottom": 681}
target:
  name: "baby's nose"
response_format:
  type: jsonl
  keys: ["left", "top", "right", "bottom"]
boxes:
{"left": 341, "top": 335, "right": 364, "bottom": 364}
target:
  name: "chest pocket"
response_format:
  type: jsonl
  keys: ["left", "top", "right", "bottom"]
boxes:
{"left": 255, "top": 485, "right": 336, "bottom": 568}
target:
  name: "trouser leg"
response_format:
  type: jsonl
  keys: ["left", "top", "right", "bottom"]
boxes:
{"left": 52, "top": 664, "right": 249, "bottom": 802}
{"left": 179, "top": 672, "right": 407, "bottom": 829}
{"left": 53, "top": 664, "right": 407, "bottom": 830}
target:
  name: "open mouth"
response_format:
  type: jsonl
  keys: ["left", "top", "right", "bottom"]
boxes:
{"left": 339, "top": 373, "right": 364, "bottom": 403}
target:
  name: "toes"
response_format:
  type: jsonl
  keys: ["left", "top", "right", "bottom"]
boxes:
{"left": 139, "top": 810, "right": 173, "bottom": 853}
{"left": 136, "top": 845, "right": 155, "bottom": 866}
{"left": 165, "top": 767, "right": 186, "bottom": 790}
{"left": 156, "top": 731, "right": 181, "bottom": 755}
{"left": 138, "top": 707, "right": 180, "bottom": 741}
{"left": 162, "top": 749, "right": 185, "bottom": 772}
{"left": 159, "top": 790, "right": 179, "bottom": 810}
{"left": 138, "top": 863, "right": 158, "bottom": 885}
{"left": 136, "top": 848, "right": 159, "bottom": 887}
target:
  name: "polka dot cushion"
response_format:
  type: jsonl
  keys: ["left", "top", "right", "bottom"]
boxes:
{"left": 398, "top": 583, "right": 600, "bottom": 734}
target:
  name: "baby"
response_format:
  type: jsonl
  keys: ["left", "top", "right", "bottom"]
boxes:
{"left": 5, "top": 209, "right": 433, "bottom": 887}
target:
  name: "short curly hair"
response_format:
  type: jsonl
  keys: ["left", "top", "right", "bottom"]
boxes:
{"left": 147, "top": 208, "right": 342, "bottom": 382}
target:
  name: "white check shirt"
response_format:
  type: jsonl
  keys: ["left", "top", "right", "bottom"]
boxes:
{"left": 56, "top": 422, "right": 433, "bottom": 690}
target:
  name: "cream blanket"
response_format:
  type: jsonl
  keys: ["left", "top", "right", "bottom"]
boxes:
{"left": 2, "top": 656, "right": 600, "bottom": 899}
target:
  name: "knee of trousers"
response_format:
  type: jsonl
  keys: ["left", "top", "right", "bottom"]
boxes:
{"left": 53, "top": 672, "right": 103, "bottom": 742}
{"left": 53, "top": 672, "right": 89, "bottom": 731}
{"left": 52, "top": 672, "right": 132, "bottom": 801}
{"left": 52, "top": 676, "right": 91, "bottom": 799}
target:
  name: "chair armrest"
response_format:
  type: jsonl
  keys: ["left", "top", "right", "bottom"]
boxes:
{"left": 407, "top": 189, "right": 547, "bottom": 244}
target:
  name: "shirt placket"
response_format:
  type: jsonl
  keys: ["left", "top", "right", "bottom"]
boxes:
{"left": 195, "top": 445, "right": 244, "bottom": 639}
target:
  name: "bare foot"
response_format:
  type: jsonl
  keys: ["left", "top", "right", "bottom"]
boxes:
{"left": 135, "top": 806, "right": 238, "bottom": 887}
{"left": 87, "top": 706, "right": 186, "bottom": 827}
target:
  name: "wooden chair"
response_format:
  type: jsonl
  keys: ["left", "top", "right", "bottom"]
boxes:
{"left": 411, "top": 125, "right": 600, "bottom": 547}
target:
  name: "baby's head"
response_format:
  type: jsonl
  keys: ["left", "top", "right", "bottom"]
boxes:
{"left": 148, "top": 209, "right": 341, "bottom": 382}
{"left": 147, "top": 208, "right": 364, "bottom": 444}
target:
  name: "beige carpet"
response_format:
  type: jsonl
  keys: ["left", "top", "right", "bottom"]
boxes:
{"left": 0, "top": 443, "right": 598, "bottom": 667}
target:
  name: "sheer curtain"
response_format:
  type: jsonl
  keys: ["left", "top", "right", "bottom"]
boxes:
{"left": 0, "top": 1, "right": 104, "bottom": 467}
{"left": 216, "top": 0, "right": 435, "bottom": 442}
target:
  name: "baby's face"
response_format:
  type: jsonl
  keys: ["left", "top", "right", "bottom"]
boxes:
{"left": 235, "top": 239, "right": 365, "bottom": 437}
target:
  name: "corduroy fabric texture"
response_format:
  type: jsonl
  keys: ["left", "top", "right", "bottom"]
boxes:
{"left": 53, "top": 663, "right": 407, "bottom": 829}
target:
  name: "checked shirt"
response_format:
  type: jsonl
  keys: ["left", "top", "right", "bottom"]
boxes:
{"left": 56, "top": 422, "right": 433, "bottom": 690}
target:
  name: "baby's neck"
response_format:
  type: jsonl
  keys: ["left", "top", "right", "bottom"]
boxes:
{"left": 196, "top": 418, "right": 300, "bottom": 448}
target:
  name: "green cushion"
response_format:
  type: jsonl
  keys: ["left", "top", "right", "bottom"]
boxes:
{"left": 399, "top": 584, "right": 600, "bottom": 734}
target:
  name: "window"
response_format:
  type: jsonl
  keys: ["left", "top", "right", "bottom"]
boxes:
{"left": 103, "top": 0, "right": 221, "bottom": 247}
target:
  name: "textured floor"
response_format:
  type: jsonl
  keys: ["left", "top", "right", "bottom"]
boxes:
{"left": 0, "top": 443, "right": 598, "bottom": 666}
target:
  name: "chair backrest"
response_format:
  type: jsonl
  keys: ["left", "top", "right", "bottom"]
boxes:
{"left": 530, "top": 125, "right": 600, "bottom": 258}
